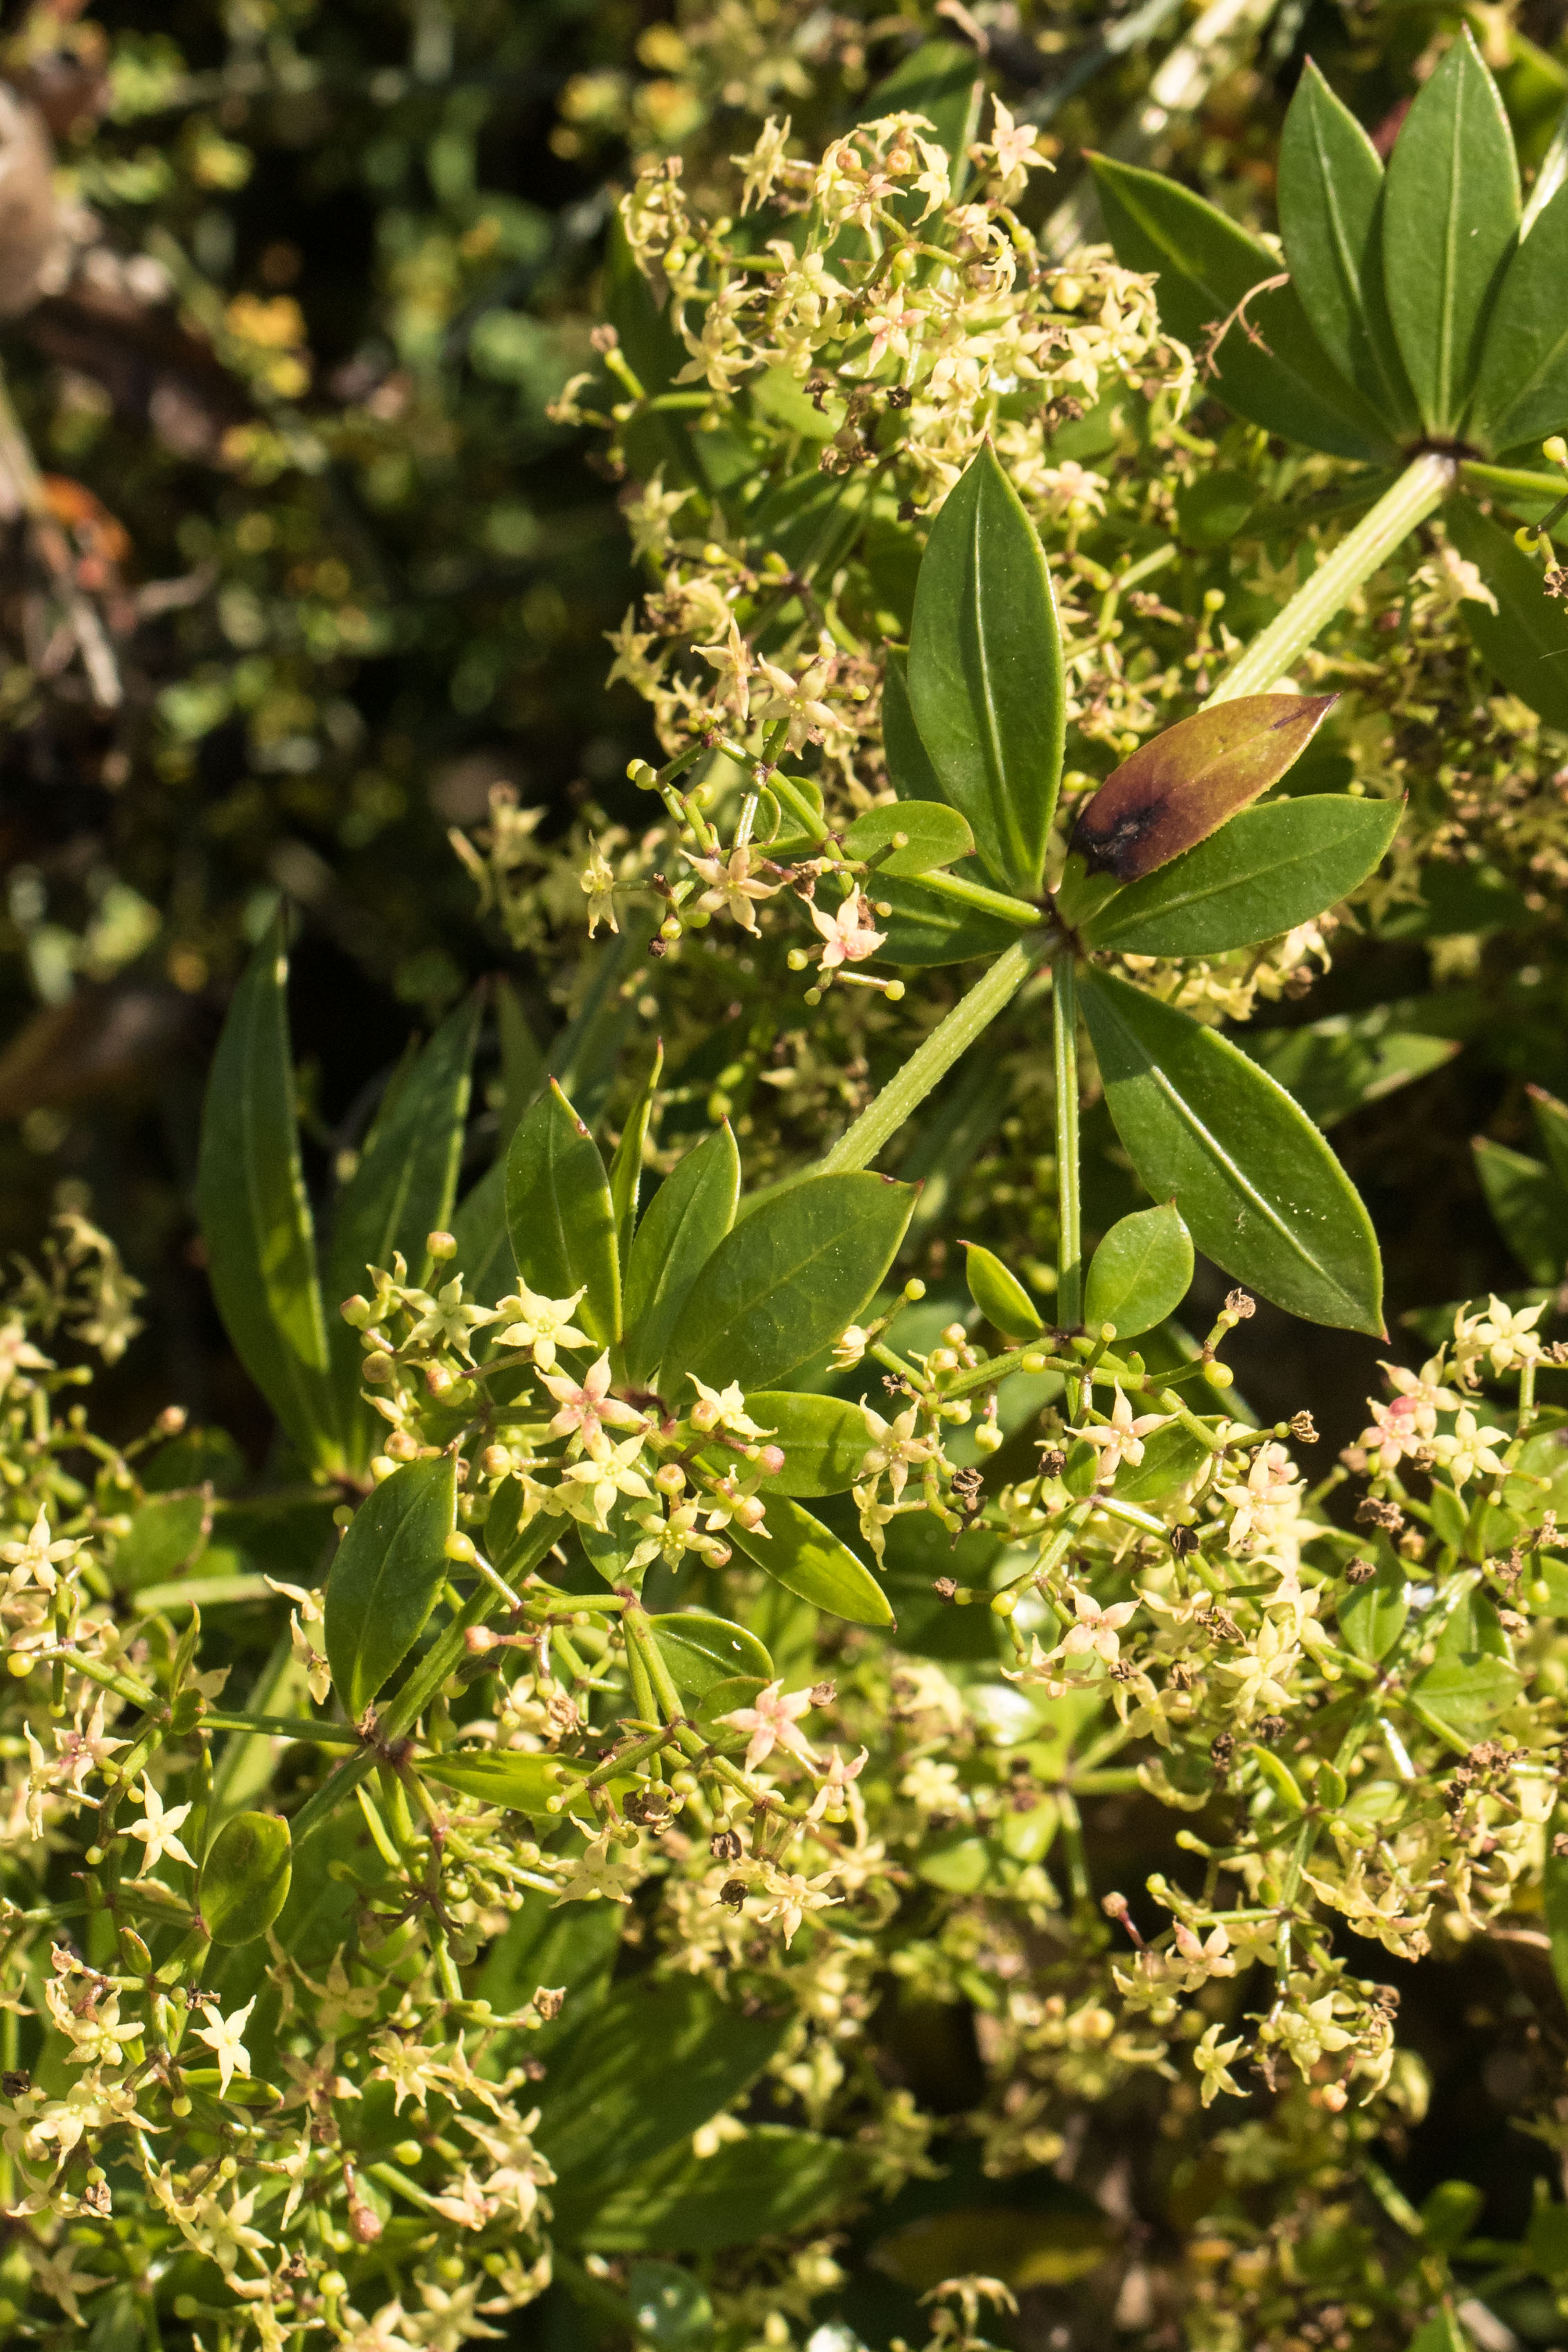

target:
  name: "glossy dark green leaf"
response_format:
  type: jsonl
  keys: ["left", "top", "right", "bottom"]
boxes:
{"left": 570, "top": 2125, "right": 865, "bottom": 2254}
{"left": 1443, "top": 495, "right": 1568, "bottom": 729}
{"left": 907, "top": 442, "right": 1065, "bottom": 893}
{"left": 695, "top": 1673, "right": 770, "bottom": 1740}
{"left": 505, "top": 1077, "right": 621, "bottom": 1345}
{"left": 963, "top": 1240, "right": 1043, "bottom": 1338}
{"left": 738, "top": 1391, "right": 872, "bottom": 1495}
{"left": 859, "top": 39, "right": 984, "bottom": 196}
{"left": 1278, "top": 59, "right": 1419, "bottom": 433}
{"left": 1382, "top": 26, "right": 1519, "bottom": 434}
{"left": 449, "top": 1159, "right": 512, "bottom": 1312}
{"left": 647, "top": 1611, "right": 774, "bottom": 1698}
{"left": 883, "top": 647, "right": 947, "bottom": 803}
{"left": 1531, "top": 1083, "right": 1568, "bottom": 1194}
{"left": 322, "top": 1453, "right": 456, "bottom": 1718}
{"left": 661, "top": 1171, "right": 914, "bottom": 1398}
{"left": 1112, "top": 1418, "right": 1212, "bottom": 1505}
{"left": 199, "top": 1811, "right": 292, "bottom": 1946}
{"left": 842, "top": 799, "right": 974, "bottom": 877}
{"left": 622, "top": 1123, "right": 740, "bottom": 1388}
{"left": 1082, "top": 1205, "right": 1193, "bottom": 1339}
{"left": 1472, "top": 182, "right": 1568, "bottom": 453}
{"left": 1246, "top": 1013, "right": 1459, "bottom": 1130}
{"left": 609, "top": 1043, "right": 663, "bottom": 1279}
{"left": 418, "top": 1748, "right": 597, "bottom": 1812}
{"left": 326, "top": 991, "right": 480, "bottom": 1461}
{"left": 534, "top": 1978, "right": 789, "bottom": 2187}
{"left": 1088, "top": 152, "right": 1395, "bottom": 460}
{"left": 195, "top": 917, "right": 338, "bottom": 1467}
{"left": 1079, "top": 969, "right": 1384, "bottom": 1333}
{"left": 1174, "top": 470, "right": 1257, "bottom": 546}
{"left": 726, "top": 1492, "right": 893, "bottom": 1627}
{"left": 1472, "top": 1135, "right": 1568, "bottom": 1284}
{"left": 1336, "top": 1555, "right": 1409, "bottom": 1662}
{"left": 1081, "top": 794, "right": 1399, "bottom": 955}
{"left": 1070, "top": 696, "right": 1338, "bottom": 882}
{"left": 873, "top": 869, "right": 1035, "bottom": 966}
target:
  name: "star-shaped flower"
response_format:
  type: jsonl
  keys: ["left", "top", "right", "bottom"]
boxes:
{"left": 688, "top": 843, "right": 781, "bottom": 932}
{"left": 0, "top": 1509, "right": 85, "bottom": 1594}
{"left": 719, "top": 1679, "right": 820, "bottom": 1772}
{"left": 1053, "top": 1587, "right": 1138, "bottom": 1667}
{"left": 808, "top": 887, "right": 885, "bottom": 972}
{"left": 539, "top": 1352, "right": 644, "bottom": 1457}
{"left": 1073, "top": 1387, "right": 1167, "bottom": 1483}
{"left": 194, "top": 1996, "right": 256, "bottom": 2096}
{"left": 491, "top": 1284, "right": 589, "bottom": 1371}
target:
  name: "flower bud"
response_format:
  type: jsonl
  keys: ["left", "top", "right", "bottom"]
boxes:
{"left": 427, "top": 1230, "right": 458, "bottom": 1261}
{"left": 156, "top": 1404, "right": 189, "bottom": 1436}
{"left": 974, "top": 1422, "right": 1003, "bottom": 1454}
{"left": 425, "top": 1364, "right": 453, "bottom": 1396}
{"left": 370, "top": 1455, "right": 397, "bottom": 1483}
{"left": 363, "top": 1350, "right": 394, "bottom": 1383}
{"left": 444, "top": 1531, "right": 478, "bottom": 1564}
{"left": 386, "top": 1431, "right": 419, "bottom": 1460}
{"left": 654, "top": 1462, "right": 687, "bottom": 1495}
{"left": 464, "top": 1626, "right": 499, "bottom": 1654}
{"left": 757, "top": 1444, "right": 785, "bottom": 1476}
{"left": 690, "top": 1397, "right": 720, "bottom": 1431}
{"left": 340, "top": 1295, "right": 374, "bottom": 1328}
{"left": 480, "top": 1445, "right": 514, "bottom": 1478}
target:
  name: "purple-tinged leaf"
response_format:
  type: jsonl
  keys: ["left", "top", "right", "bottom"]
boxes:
{"left": 1069, "top": 694, "right": 1338, "bottom": 882}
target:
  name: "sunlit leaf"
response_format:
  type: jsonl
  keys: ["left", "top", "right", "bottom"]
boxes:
{"left": 622, "top": 1124, "right": 740, "bottom": 1388}
{"left": 1082, "top": 1205, "right": 1193, "bottom": 1339}
{"left": 726, "top": 1492, "right": 893, "bottom": 1627}
{"left": 842, "top": 799, "right": 974, "bottom": 877}
{"left": 199, "top": 1811, "right": 292, "bottom": 1946}
{"left": 963, "top": 1240, "right": 1043, "bottom": 1338}
{"left": 505, "top": 1077, "right": 621, "bottom": 1345}
{"left": 322, "top": 1454, "right": 456, "bottom": 1717}
{"left": 737, "top": 1391, "right": 873, "bottom": 1495}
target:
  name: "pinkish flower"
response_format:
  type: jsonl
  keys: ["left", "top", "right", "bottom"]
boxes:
{"left": 808, "top": 889, "right": 885, "bottom": 971}
{"left": 539, "top": 1352, "right": 644, "bottom": 1458}
{"left": 718, "top": 1680, "right": 820, "bottom": 1772}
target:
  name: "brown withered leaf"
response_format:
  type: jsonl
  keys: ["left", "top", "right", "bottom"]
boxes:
{"left": 1069, "top": 692, "right": 1339, "bottom": 882}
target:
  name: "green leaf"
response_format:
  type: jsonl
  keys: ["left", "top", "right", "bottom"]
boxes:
{"left": 1410, "top": 1650, "right": 1522, "bottom": 1739}
{"left": 569, "top": 2125, "right": 865, "bottom": 2254}
{"left": 534, "top": 1978, "right": 789, "bottom": 2188}
{"left": 1472, "top": 182, "right": 1568, "bottom": 453}
{"left": 1175, "top": 471, "right": 1257, "bottom": 547}
{"left": 417, "top": 1748, "right": 595, "bottom": 1812}
{"left": 1531, "top": 1083, "right": 1568, "bottom": 1194}
{"left": 1083, "top": 1205, "right": 1194, "bottom": 1339}
{"left": 1336, "top": 1555, "right": 1409, "bottom": 1663}
{"left": 647, "top": 1611, "right": 774, "bottom": 1698}
{"left": 1442, "top": 495, "right": 1568, "bottom": 729}
{"left": 883, "top": 647, "right": 948, "bottom": 803}
{"left": 1070, "top": 696, "right": 1338, "bottom": 883}
{"left": 859, "top": 39, "right": 983, "bottom": 197}
{"left": 195, "top": 918, "right": 338, "bottom": 1467}
{"left": 1245, "top": 1012, "right": 1460, "bottom": 1130}
{"left": 1545, "top": 1803, "right": 1568, "bottom": 2005}
{"left": 322, "top": 1454, "right": 456, "bottom": 1718}
{"left": 1472, "top": 1135, "right": 1568, "bottom": 1284}
{"left": 199, "top": 1811, "right": 292, "bottom": 1946}
{"left": 907, "top": 442, "right": 1065, "bottom": 894}
{"left": 625, "top": 2263, "right": 713, "bottom": 2350}
{"left": 1079, "top": 969, "right": 1384, "bottom": 1333}
{"left": 726, "top": 1492, "right": 893, "bottom": 1627}
{"left": 496, "top": 975, "right": 546, "bottom": 1142}
{"left": 449, "top": 1159, "right": 512, "bottom": 1312}
{"left": 505, "top": 1077, "right": 621, "bottom": 1346}
{"left": 842, "top": 799, "right": 974, "bottom": 877}
{"left": 660, "top": 1171, "right": 914, "bottom": 1399}
{"left": 622, "top": 1124, "right": 740, "bottom": 1388}
{"left": 1081, "top": 794, "right": 1399, "bottom": 957}
{"left": 610, "top": 1042, "right": 663, "bottom": 1277}
{"left": 1277, "top": 60, "right": 1419, "bottom": 433}
{"left": 326, "top": 992, "right": 480, "bottom": 1463}
{"left": 1382, "top": 25, "right": 1520, "bottom": 435}
{"left": 694, "top": 1673, "right": 769, "bottom": 1739}
{"left": 1112, "top": 1418, "right": 1212, "bottom": 1506}
{"left": 1088, "top": 152, "right": 1396, "bottom": 460}
{"left": 738, "top": 1391, "right": 872, "bottom": 1495}
{"left": 873, "top": 869, "right": 1034, "bottom": 965}
{"left": 1421, "top": 2181, "right": 1485, "bottom": 2253}
{"left": 963, "top": 1241, "right": 1043, "bottom": 1339}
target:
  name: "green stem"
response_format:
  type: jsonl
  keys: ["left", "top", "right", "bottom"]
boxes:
{"left": 1052, "top": 952, "right": 1081, "bottom": 1330}
{"left": 821, "top": 934, "right": 1043, "bottom": 1173}
{"left": 1202, "top": 450, "right": 1456, "bottom": 706}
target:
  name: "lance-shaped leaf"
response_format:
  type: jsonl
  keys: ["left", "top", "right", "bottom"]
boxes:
{"left": 199, "top": 1811, "right": 292, "bottom": 1946}
{"left": 660, "top": 1171, "right": 914, "bottom": 1399}
{"left": 1471, "top": 182, "right": 1568, "bottom": 455}
{"left": 907, "top": 442, "right": 1064, "bottom": 894}
{"left": 622, "top": 1123, "right": 740, "bottom": 1388}
{"left": 963, "top": 1241, "right": 1043, "bottom": 1339}
{"left": 322, "top": 1452, "right": 456, "bottom": 1718}
{"left": 195, "top": 917, "right": 339, "bottom": 1468}
{"left": 841, "top": 800, "right": 973, "bottom": 878}
{"left": 1277, "top": 60, "right": 1419, "bottom": 435}
{"left": 1246, "top": 1013, "right": 1458, "bottom": 1130}
{"left": 882, "top": 648, "right": 947, "bottom": 803}
{"left": 1472, "top": 1135, "right": 1568, "bottom": 1284}
{"left": 1443, "top": 496, "right": 1568, "bottom": 730}
{"left": 729, "top": 1392, "right": 873, "bottom": 1496}
{"left": 1081, "top": 794, "right": 1399, "bottom": 956}
{"left": 505, "top": 1077, "right": 621, "bottom": 1345}
{"left": 609, "top": 1041, "right": 663, "bottom": 1275}
{"left": 1088, "top": 153, "right": 1395, "bottom": 461}
{"left": 726, "top": 1492, "right": 893, "bottom": 1627}
{"left": 1382, "top": 26, "right": 1519, "bottom": 436}
{"left": 326, "top": 991, "right": 480, "bottom": 1462}
{"left": 417, "top": 1749, "right": 613, "bottom": 1813}
{"left": 570, "top": 2127, "right": 866, "bottom": 2254}
{"left": 1531, "top": 1083, "right": 1568, "bottom": 1195}
{"left": 1079, "top": 970, "right": 1384, "bottom": 1333}
{"left": 1083, "top": 1205, "right": 1194, "bottom": 1339}
{"left": 449, "top": 1158, "right": 512, "bottom": 1311}
{"left": 1070, "top": 695, "right": 1337, "bottom": 883}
